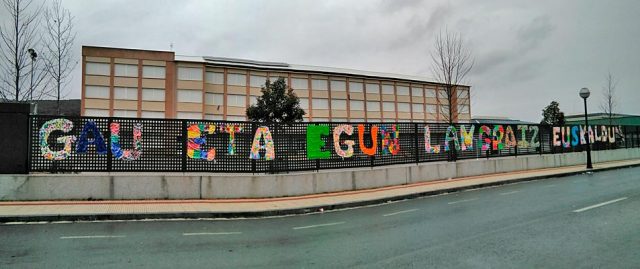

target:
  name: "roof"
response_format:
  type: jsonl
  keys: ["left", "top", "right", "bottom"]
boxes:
{"left": 471, "top": 116, "right": 536, "bottom": 125}
{"left": 175, "top": 55, "right": 466, "bottom": 87}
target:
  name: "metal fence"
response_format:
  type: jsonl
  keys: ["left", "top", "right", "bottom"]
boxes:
{"left": 28, "top": 115, "right": 640, "bottom": 173}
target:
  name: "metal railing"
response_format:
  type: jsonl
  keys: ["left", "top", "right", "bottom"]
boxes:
{"left": 28, "top": 115, "right": 640, "bottom": 173}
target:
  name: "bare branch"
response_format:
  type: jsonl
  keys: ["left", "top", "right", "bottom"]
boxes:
{"left": 599, "top": 72, "right": 617, "bottom": 126}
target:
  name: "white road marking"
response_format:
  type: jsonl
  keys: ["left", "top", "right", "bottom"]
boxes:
{"left": 293, "top": 222, "right": 345, "bottom": 230}
{"left": 573, "top": 197, "right": 628, "bottom": 213}
{"left": 182, "top": 232, "right": 242, "bottom": 236}
{"left": 500, "top": 190, "right": 521, "bottom": 195}
{"left": 447, "top": 198, "right": 478, "bottom": 205}
{"left": 60, "top": 235, "right": 125, "bottom": 239}
{"left": 382, "top": 209, "right": 419, "bottom": 217}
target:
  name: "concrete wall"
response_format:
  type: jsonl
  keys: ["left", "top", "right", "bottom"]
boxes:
{"left": 2, "top": 148, "right": 639, "bottom": 201}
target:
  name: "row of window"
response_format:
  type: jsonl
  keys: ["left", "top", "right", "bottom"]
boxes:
{"left": 86, "top": 63, "right": 166, "bottom": 79}
{"left": 85, "top": 86, "right": 165, "bottom": 101}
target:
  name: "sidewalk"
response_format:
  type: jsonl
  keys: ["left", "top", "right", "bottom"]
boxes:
{"left": 1, "top": 159, "right": 639, "bottom": 223}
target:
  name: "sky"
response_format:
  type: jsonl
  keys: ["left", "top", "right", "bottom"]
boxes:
{"left": 5, "top": 0, "right": 639, "bottom": 122}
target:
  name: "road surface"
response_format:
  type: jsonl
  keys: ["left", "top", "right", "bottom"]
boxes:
{"left": 2, "top": 166, "right": 640, "bottom": 268}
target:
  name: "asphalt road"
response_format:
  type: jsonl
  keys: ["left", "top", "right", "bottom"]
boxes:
{"left": 2, "top": 167, "right": 640, "bottom": 268}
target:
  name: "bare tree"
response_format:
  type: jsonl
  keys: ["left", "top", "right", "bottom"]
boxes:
{"left": 431, "top": 29, "right": 474, "bottom": 125}
{"left": 599, "top": 72, "right": 617, "bottom": 126}
{"left": 42, "top": 0, "right": 76, "bottom": 113}
{"left": 0, "top": 0, "right": 49, "bottom": 102}
{"left": 430, "top": 29, "right": 473, "bottom": 161}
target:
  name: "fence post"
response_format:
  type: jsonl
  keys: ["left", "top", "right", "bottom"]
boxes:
{"left": 181, "top": 120, "right": 187, "bottom": 172}
{"left": 538, "top": 125, "right": 543, "bottom": 155}
{"left": 251, "top": 122, "right": 257, "bottom": 174}
{"left": 107, "top": 117, "right": 113, "bottom": 172}
{"left": 26, "top": 115, "right": 32, "bottom": 173}
{"left": 414, "top": 123, "right": 419, "bottom": 164}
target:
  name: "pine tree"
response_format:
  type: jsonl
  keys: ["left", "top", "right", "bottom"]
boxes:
{"left": 246, "top": 78, "right": 306, "bottom": 123}
{"left": 541, "top": 101, "right": 565, "bottom": 126}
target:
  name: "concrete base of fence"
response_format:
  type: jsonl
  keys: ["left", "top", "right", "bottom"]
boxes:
{"left": 1, "top": 148, "right": 640, "bottom": 201}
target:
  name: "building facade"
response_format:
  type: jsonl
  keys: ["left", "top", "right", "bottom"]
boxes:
{"left": 81, "top": 46, "right": 471, "bottom": 122}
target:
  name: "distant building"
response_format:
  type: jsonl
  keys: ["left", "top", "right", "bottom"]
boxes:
{"left": 32, "top": 99, "right": 80, "bottom": 116}
{"left": 471, "top": 116, "right": 536, "bottom": 125}
{"left": 565, "top": 113, "right": 640, "bottom": 126}
{"left": 81, "top": 46, "right": 471, "bottom": 122}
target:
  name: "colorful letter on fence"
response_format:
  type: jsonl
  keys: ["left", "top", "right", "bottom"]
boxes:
{"left": 358, "top": 124, "right": 378, "bottom": 156}
{"left": 40, "top": 118, "right": 76, "bottom": 160}
{"left": 223, "top": 124, "right": 242, "bottom": 155}
{"left": 460, "top": 125, "right": 474, "bottom": 151}
{"left": 479, "top": 125, "right": 491, "bottom": 151}
{"left": 517, "top": 125, "right": 530, "bottom": 148}
{"left": 380, "top": 125, "right": 400, "bottom": 155}
{"left": 579, "top": 125, "right": 587, "bottom": 145}
{"left": 307, "top": 125, "right": 331, "bottom": 160}
{"left": 492, "top": 125, "right": 505, "bottom": 150}
{"left": 571, "top": 126, "right": 580, "bottom": 146}
{"left": 333, "top": 124, "right": 355, "bottom": 158}
{"left": 504, "top": 126, "right": 516, "bottom": 148}
{"left": 444, "top": 126, "right": 460, "bottom": 152}
{"left": 76, "top": 121, "right": 107, "bottom": 154}
{"left": 529, "top": 126, "right": 540, "bottom": 148}
{"left": 560, "top": 126, "right": 571, "bottom": 148}
{"left": 424, "top": 126, "right": 440, "bottom": 153}
{"left": 553, "top": 127, "right": 561, "bottom": 147}
{"left": 249, "top": 126, "right": 275, "bottom": 160}
{"left": 110, "top": 122, "right": 142, "bottom": 161}
{"left": 187, "top": 124, "right": 216, "bottom": 161}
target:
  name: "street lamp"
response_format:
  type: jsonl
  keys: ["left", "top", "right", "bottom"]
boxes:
{"left": 579, "top": 87, "right": 593, "bottom": 169}
{"left": 27, "top": 48, "right": 37, "bottom": 101}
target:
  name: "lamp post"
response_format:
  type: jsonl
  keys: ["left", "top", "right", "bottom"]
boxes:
{"left": 27, "top": 48, "right": 37, "bottom": 101}
{"left": 579, "top": 87, "right": 593, "bottom": 169}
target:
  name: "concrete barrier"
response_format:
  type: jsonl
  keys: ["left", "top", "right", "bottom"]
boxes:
{"left": 1, "top": 148, "right": 639, "bottom": 201}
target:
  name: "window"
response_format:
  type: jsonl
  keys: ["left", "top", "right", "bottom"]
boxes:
{"left": 350, "top": 118, "right": 364, "bottom": 122}
{"left": 458, "top": 89, "right": 469, "bottom": 100}
{"left": 333, "top": 118, "right": 347, "bottom": 122}
{"left": 349, "top": 81, "right": 363, "bottom": 93}
{"left": 250, "top": 75, "right": 267, "bottom": 87}
{"left": 299, "top": 98, "right": 309, "bottom": 109}
{"left": 426, "top": 104, "right": 437, "bottom": 114}
{"left": 227, "top": 94, "right": 246, "bottom": 107}
{"left": 383, "top": 102, "right": 395, "bottom": 112}
{"left": 249, "top": 95, "right": 258, "bottom": 106}
{"left": 366, "top": 83, "right": 380, "bottom": 94}
{"left": 205, "top": 93, "right": 224, "bottom": 105}
{"left": 367, "top": 118, "right": 380, "bottom": 123}
{"left": 441, "top": 105, "right": 450, "bottom": 115}
{"left": 205, "top": 114, "right": 224, "bottom": 120}
{"left": 397, "top": 102, "right": 410, "bottom": 112}
{"left": 412, "top": 103, "right": 423, "bottom": 113}
{"left": 85, "top": 86, "right": 109, "bottom": 99}
{"left": 396, "top": 86, "right": 409, "bottom": 95}
{"left": 382, "top": 84, "right": 394, "bottom": 95}
{"left": 227, "top": 73, "right": 247, "bottom": 86}
{"left": 330, "top": 80, "right": 346, "bottom": 91}
{"left": 227, "top": 115, "right": 245, "bottom": 121}
{"left": 331, "top": 99, "right": 346, "bottom": 110}
{"left": 113, "top": 110, "right": 137, "bottom": 118}
{"left": 177, "top": 89, "right": 202, "bottom": 103}
{"left": 142, "top": 88, "right": 165, "bottom": 101}
{"left": 313, "top": 117, "right": 328, "bottom": 122}
{"left": 86, "top": 62, "right": 110, "bottom": 76}
{"left": 269, "top": 74, "right": 286, "bottom": 81}
{"left": 425, "top": 88, "right": 436, "bottom": 98}
{"left": 350, "top": 100, "right": 364, "bottom": 111}
{"left": 176, "top": 112, "right": 202, "bottom": 119}
{"left": 84, "top": 108, "right": 108, "bottom": 117}
{"left": 178, "top": 67, "right": 203, "bottom": 81}
{"left": 292, "top": 78, "right": 308, "bottom": 90}
{"left": 438, "top": 89, "right": 448, "bottom": 100}
{"left": 312, "top": 98, "right": 329, "bottom": 109}
{"left": 411, "top": 87, "right": 423, "bottom": 97}
{"left": 141, "top": 111, "right": 164, "bottom": 118}
{"left": 312, "top": 79, "right": 328, "bottom": 90}
{"left": 366, "top": 101, "right": 380, "bottom": 111}
{"left": 114, "top": 64, "right": 138, "bottom": 77}
{"left": 206, "top": 72, "right": 224, "bottom": 84}
{"left": 458, "top": 104, "right": 470, "bottom": 114}
{"left": 143, "top": 66, "right": 165, "bottom": 79}
{"left": 114, "top": 87, "right": 138, "bottom": 100}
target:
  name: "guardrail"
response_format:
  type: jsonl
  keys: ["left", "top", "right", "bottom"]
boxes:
{"left": 28, "top": 115, "right": 640, "bottom": 173}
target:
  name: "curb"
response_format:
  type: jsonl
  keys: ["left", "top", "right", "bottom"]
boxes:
{"left": 2, "top": 162, "right": 639, "bottom": 223}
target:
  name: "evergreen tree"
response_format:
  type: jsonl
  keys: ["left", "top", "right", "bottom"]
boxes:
{"left": 541, "top": 101, "right": 565, "bottom": 126}
{"left": 246, "top": 78, "right": 306, "bottom": 123}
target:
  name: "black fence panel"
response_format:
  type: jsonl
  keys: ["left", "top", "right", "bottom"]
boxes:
{"left": 27, "top": 115, "right": 640, "bottom": 173}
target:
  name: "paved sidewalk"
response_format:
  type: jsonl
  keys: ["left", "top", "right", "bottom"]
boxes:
{"left": 1, "top": 159, "right": 639, "bottom": 222}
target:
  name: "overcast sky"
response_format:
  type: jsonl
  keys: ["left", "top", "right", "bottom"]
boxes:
{"left": 16, "top": 0, "right": 640, "bottom": 121}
